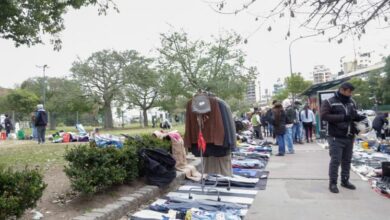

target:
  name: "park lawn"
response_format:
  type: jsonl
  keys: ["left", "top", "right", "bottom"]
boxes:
{"left": 0, "top": 124, "right": 185, "bottom": 168}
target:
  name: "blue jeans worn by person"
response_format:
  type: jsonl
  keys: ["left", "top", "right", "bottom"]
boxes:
{"left": 32, "top": 125, "right": 38, "bottom": 140}
{"left": 268, "top": 124, "right": 274, "bottom": 138}
{"left": 292, "top": 122, "right": 302, "bottom": 143}
{"left": 276, "top": 134, "right": 285, "bottom": 155}
{"left": 36, "top": 126, "right": 46, "bottom": 144}
{"left": 284, "top": 126, "right": 294, "bottom": 153}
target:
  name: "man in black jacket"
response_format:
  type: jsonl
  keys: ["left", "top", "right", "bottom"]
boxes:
{"left": 320, "top": 82, "right": 366, "bottom": 193}
{"left": 372, "top": 113, "right": 388, "bottom": 139}
{"left": 4, "top": 114, "right": 13, "bottom": 137}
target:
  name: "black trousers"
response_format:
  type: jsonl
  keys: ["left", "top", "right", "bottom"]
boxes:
{"left": 328, "top": 136, "right": 354, "bottom": 183}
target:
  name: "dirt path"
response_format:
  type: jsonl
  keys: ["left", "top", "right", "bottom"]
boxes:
{"left": 21, "top": 164, "right": 144, "bottom": 220}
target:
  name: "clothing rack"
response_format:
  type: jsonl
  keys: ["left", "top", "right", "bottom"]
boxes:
{"left": 187, "top": 91, "right": 230, "bottom": 201}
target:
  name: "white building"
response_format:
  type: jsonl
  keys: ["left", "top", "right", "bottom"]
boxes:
{"left": 340, "top": 50, "right": 385, "bottom": 74}
{"left": 312, "top": 65, "right": 332, "bottom": 84}
{"left": 246, "top": 77, "right": 262, "bottom": 104}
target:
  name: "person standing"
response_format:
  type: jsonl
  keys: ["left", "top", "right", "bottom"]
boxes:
{"left": 270, "top": 102, "right": 287, "bottom": 156}
{"left": 4, "top": 114, "right": 13, "bottom": 138}
{"left": 35, "top": 104, "right": 48, "bottom": 144}
{"left": 251, "top": 109, "right": 263, "bottom": 139}
{"left": 372, "top": 112, "right": 389, "bottom": 139}
{"left": 300, "top": 104, "right": 316, "bottom": 143}
{"left": 283, "top": 99, "right": 295, "bottom": 153}
{"left": 321, "top": 82, "right": 366, "bottom": 193}
{"left": 293, "top": 101, "right": 303, "bottom": 144}
{"left": 31, "top": 112, "right": 38, "bottom": 140}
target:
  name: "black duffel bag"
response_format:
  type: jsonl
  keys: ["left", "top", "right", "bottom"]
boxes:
{"left": 139, "top": 148, "right": 176, "bottom": 187}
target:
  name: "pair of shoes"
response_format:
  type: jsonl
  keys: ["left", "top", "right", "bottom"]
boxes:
{"left": 286, "top": 151, "right": 295, "bottom": 154}
{"left": 329, "top": 183, "right": 339, "bottom": 193}
{"left": 341, "top": 181, "right": 356, "bottom": 190}
{"left": 310, "top": 139, "right": 313, "bottom": 142}
{"left": 275, "top": 153, "right": 285, "bottom": 156}
{"left": 298, "top": 141, "right": 304, "bottom": 144}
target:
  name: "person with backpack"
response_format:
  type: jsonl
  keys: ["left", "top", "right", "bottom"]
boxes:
{"left": 4, "top": 114, "right": 13, "bottom": 138}
{"left": 35, "top": 104, "right": 48, "bottom": 144}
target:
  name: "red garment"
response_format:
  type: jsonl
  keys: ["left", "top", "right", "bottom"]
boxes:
{"left": 198, "top": 131, "right": 206, "bottom": 153}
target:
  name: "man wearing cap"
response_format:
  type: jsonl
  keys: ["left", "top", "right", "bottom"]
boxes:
{"left": 321, "top": 82, "right": 366, "bottom": 193}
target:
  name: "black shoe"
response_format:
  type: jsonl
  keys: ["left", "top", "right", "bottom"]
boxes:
{"left": 341, "top": 181, "right": 356, "bottom": 190}
{"left": 329, "top": 183, "right": 339, "bottom": 193}
{"left": 275, "top": 153, "right": 285, "bottom": 156}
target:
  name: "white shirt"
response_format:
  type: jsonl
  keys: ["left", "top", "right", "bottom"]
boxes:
{"left": 300, "top": 109, "right": 315, "bottom": 123}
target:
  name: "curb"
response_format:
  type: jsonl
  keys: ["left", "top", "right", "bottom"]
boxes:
{"left": 72, "top": 158, "right": 201, "bottom": 220}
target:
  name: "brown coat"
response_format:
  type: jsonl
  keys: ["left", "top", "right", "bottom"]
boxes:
{"left": 184, "top": 97, "right": 225, "bottom": 148}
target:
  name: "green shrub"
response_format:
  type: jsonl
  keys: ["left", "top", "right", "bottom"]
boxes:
{"left": 124, "top": 134, "right": 171, "bottom": 152}
{"left": 0, "top": 167, "right": 47, "bottom": 219}
{"left": 64, "top": 145, "right": 138, "bottom": 195}
{"left": 124, "top": 134, "right": 171, "bottom": 176}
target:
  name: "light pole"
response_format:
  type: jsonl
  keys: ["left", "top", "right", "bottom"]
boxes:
{"left": 36, "top": 64, "right": 49, "bottom": 105}
{"left": 289, "top": 34, "right": 317, "bottom": 76}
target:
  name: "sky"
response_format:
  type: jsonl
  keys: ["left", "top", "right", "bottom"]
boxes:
{"left": 0, "top": 0, "right": 389, "bottom": 92}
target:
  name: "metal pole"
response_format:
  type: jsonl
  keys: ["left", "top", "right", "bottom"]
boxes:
{"left": 43, "top": 65, "right": 46, "bottom": 106}
{"left": 288, "top": 34, "right": 317, "bottom": 76}
{"left": 36, "top": 64, "right": 48, "bottom": 105}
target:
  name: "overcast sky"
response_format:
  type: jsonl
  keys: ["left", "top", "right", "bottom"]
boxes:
{"left": 0, "top": 0, "right": 389, "bottom": 91}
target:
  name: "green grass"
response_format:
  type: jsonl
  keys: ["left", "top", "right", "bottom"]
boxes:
{"left": 0, "top": 124, "right": 185, "bottom": 168}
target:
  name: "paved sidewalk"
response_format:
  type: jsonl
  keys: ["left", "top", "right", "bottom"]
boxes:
{"left": 245, "top": 142, "right": 390, "bottom": 220}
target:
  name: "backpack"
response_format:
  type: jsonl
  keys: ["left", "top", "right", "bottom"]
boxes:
{"left": 139, "top": 148, "right": 176, "bottom": 187}
{"left": 36, "top": 111, "right": 48, "bottom": 126}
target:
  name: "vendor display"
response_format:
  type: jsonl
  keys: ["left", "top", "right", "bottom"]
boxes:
{"left": 351, "top": 130, "right": 390, "bottom": 198}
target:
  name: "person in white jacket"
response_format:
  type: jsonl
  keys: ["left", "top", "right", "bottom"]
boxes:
{"left": 300, "top": 104, "right": 315, "bottom": 143}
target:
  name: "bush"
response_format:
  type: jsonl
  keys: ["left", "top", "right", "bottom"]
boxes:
{"left": 64, "top": 134, "right": 172, "bottom": 195}
{"left": 64, "top": 145, "right": 138, "bottom": 195}
{"left": 0, "top": 167, "right": 47, "bottom": 219}
{"left": 124, "top": 134, "right": 172, "bottom": 176}
{"left": 124, "top": 134, "right": 171, "bottom": 152}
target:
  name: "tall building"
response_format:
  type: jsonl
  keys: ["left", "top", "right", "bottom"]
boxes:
{"left": 246, "top": 77, "right": 261, "bottom": 104}
{"left": 272, "top": 78, "right": 284, "bottom": 96}
{"left": 312, "top": 65, "right": 332, "bottom": 84}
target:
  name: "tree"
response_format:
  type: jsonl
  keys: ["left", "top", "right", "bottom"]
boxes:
{"left": 382, "top": 56, "right": 390, "bottom": 104}
{"left": 157, "top": 68, "right": 190, "bottom": 114}
{"left": 348, "top": 77, "right": 372, "bottom": 109}
{"left": 0, "top": 0, "right": 118, "bottom": 50}
{"left": 123, "top": 51, "right": 160, "bottom": 127}
{"left": 1, "top": 89, "right": 40, "bottom": 121}
{"left": 210, "top": 0, "right": 390, "bottom": 41}
{"left": 71, "top": 50, "right": 128, "bottom": 129}
{"left": 285, "top": 73, "right": 312, "bottom": 100}
{"left": 272, "top": 88, "right": 289, "bottom": 102}
{"left": 158, "top": 31, "right": 254, "bottom": 100}
{"left": 21, "top": 77, "right": 93, "bottom": 129}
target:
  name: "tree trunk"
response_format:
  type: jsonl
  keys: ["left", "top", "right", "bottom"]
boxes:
{"left": 103, "top": 102, "right": 113, "bottom": 128}
{"left": 49, "top": 112, "right": 56, "bottom": 130}
{"left": 143, "top": 109, "right": 148, "bottom": 127}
